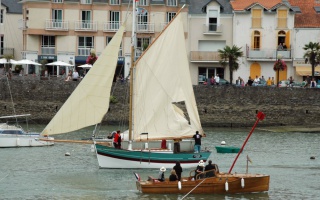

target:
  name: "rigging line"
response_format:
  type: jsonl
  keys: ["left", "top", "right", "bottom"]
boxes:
{"left": 5, "top": 75, "right": 17, "bottom": 124}
{"left": 0, "top": 173, "right": 9, "bottom": 183}
{"left": 180, "top": 178, "right": 206, "bottom": 200}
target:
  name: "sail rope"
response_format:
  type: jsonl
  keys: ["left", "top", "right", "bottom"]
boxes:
{"left": 180, "top": 178, "right": 207, "bottom": 200}
{"left": 5, "top": 75, "right": 18, "bottom": 124}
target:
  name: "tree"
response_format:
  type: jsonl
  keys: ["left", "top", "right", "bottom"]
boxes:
{"left": 273, "top": 54, "right": 287, "bottom": 87}
{"left": 303, "top": 42, "right": 320, "bottom": 80}
{"left": 218, "top": 45, "right": 243, "bottom": 84}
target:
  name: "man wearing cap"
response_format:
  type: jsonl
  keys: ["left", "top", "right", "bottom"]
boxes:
{"left": 194, "top": 160, "right": 205, "bottom": 179}
{"left": 158, "top": 167, "right": 166, "bottom": 182}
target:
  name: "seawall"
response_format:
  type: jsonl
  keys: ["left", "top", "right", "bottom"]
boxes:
{"left": 1, "top": 79, "right": 320, "bottom": 128}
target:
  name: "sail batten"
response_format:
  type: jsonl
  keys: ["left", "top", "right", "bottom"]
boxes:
{"left": 41, "top": 25, "right": 126, "bottom": 136}
{"left": 132, "top": 13, "right": 203, "bottom": 141}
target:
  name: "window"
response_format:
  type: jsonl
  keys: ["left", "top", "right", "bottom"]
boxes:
{"left": 138, "top": 0, "right": 148, "bottom": 6}
{"left": 110, "top": 0, "right": 120, "bottom": 5}
{"left": 0, "top": 35, "right": 3, "bottom": 55}
{"left": 110, "top": 11, "right": 120, "bottom": 30}
{"left": 167, "top": 0, "right": 177, "bottom": 7}
{"left": 78, "top": 36, "right": 94, "bottom": 56}
{"left": 136, "top": 37, "right": 150, "bottom": 57}
{"left": 252, "top": 9, "right": 262, "bottom": 28}
{"left": 81, "top": 10, "right": 92, "bottom": 29}
{"left": 0, "top": 9, "right": 3, "bottom": 24}
{"left": 277, "top": 30, "right": 286, "bottom": 48}
{"left": 106, "top": 36, "right": 122, "bottom": 56}
{"left": 208, "top": 10, "right": 218, "bottom": 31}
{"left": 81, "top": 0, "right": 92, "bottom": 4}
{"left": 41, "top": 36, "right": 55, "bottom": 55}
{"left": 277, "top": 10, "right": 287, "bottom": 28}
{"left": 166, "top": 12, "right": 176, "bottom": 23}
{"left": 253, "top": 31, "right": 260, "bottom": 50}
{"left": 137, "top": 13, "right": 148, "bottom": 31}
{"left": 52, "top": 0, "right": 63, "bottom": 3}
{"left": 52, "top": 9, "right": 63, "bottom": 28}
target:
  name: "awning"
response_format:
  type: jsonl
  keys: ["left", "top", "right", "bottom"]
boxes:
{"left": 295, "top": 66, "right": 320, "bottom": 76}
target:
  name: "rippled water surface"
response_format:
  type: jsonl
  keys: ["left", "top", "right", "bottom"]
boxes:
{"left": 0, "top": 125, "right": 319, "bottom": 200}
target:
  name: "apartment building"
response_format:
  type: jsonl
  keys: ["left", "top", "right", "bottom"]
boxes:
{"left": 0, "top": 0, "right": 23, "bottom": 60}
{"left": 188, "top": 0, "right": 233, "bottom": 85}
{"left": 231, "top": 0, "right": 297, "bottom": 84}
{"left": 20, "top": 0, "right": 189, "bottom": 77}
{"left": 290, "top": 0, "right": 320, "bottom": 80}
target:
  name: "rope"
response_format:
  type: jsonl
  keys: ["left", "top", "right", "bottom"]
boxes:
{"left": 5, "top": 75, "right": 18, "bottom": 124}
{"left": 180, "top": 178, "right": 206, "bottom": 200}
{"left": 0, "top": 174, "right": 9, "bottom": 183}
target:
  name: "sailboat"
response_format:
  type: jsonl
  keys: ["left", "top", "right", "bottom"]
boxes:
{"left": 41, "top": 4, "right": 211, "bottom": 169}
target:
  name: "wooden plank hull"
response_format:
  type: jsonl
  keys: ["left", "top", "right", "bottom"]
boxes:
{"left": 136, "top": 173, "right": 269, "bottom": 194}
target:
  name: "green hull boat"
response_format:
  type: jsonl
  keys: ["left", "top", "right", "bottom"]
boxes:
{"left": 215, "top": 146, "right": 241, "bottom": 153}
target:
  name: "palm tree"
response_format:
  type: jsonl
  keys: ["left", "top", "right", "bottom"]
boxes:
{"left": 303, "top": 42, "right": 320, "bottom": 79}
{"left": 218, "top": 45, "right": 243, "bottom": 84}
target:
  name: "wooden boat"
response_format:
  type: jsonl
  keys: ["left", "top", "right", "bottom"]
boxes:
{"left": 136, "top": 166, "right": 270, "bottom": 194}
{"left": 40, "top": 4, "right": 211, "bottom": 168}
{"left": 215, "top": 146, "right": 241, "bottom": 153}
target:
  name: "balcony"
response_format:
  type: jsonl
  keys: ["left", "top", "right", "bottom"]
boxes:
{"left": 190, "top": 51, "right": 222, "bottom": 62}
{"left": 18, "top": 19, "right": 27, "bottom": 30}
{"left": 41, "top": 47, "right": 55, "bottom": 55}
{"left": 137, "top": 23, "right": 154, "bottom": 33}
{"left": 246, "top": 48, "right": 292, "bottom": 60}
{"left": 103, "top": 21, "right": 121, "bottom": 32}
{"left": 203, "top": 24, "right": 223, "bottom": 35}
{"left": 75, "top": 21, "right": 98, "bottom": 32}
{"left": 0, "top": 48, "right": 14, "bottom": 57}
{"left": 45, "top": 20, "right": 69, "bottom": 31}
{"left": 78, "top": 48, "right": 91, "bottom": 56}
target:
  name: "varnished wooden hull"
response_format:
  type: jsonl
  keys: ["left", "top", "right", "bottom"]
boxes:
{"left": 136, "top": 173, "right": 269, "bottom": 194}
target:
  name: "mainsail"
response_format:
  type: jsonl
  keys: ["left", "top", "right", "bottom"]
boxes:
{"left": 42, "top": 24, "right": 126, "bottom": 135}
{"left": 132, "top": 13, "right": 203, "bottom": 141}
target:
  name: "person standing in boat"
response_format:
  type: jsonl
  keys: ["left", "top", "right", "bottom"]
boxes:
{"left": 173, "top": 161, "right": 183, "bottom": 181}
{"left": 158, "top": 167, "right": 166, "bottom": 182}
{"left": 117, "top": 130, "right": 122, "bottom": 149}
{"left": 113, "top": 131, "right": 119, "bottom": 148}
{"left": 193, "top": 131, "right": 202, "bottom": 153}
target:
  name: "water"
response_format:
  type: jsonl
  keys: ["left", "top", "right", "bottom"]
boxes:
{"left": 1, "top": 125, "right": 320, "bottom": 200}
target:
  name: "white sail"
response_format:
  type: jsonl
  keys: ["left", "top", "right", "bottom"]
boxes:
{"left": 42, "top": 24, "right": 126, "bottom": 135}
{"left": 132, "top": 13, "right": 203, "bottom": 141}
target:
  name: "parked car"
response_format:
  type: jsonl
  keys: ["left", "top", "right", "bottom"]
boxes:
{"left": 219, "top": 78, "right": 230, "bottom": 85}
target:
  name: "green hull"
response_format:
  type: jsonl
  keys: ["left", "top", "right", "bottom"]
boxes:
{"left": 215, "top": 146, "right": 241, "bottom": 153}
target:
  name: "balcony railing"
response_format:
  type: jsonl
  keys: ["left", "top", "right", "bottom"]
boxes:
{"left": 103, "top": 21, "right": 121, "bottom": 32}
{"left": 78, "top": 48, "right": 91, "bottom": 56}
{"left": 45, "top": 19, "right": 69, "bottom": 31}
{"left": 18, "top": 19, "right": 27, "bottom": 30}
{"left": 190, "top": 51, "right": 221, "bottom": 62}
{"left": 203, "top": 23, "right": 223, "bottom": 34}
{"left": 137, "top": 23, "right": 154, "bottom": 33}
{"left": 0, "top": 48, "right": 14, "bottom": 57}
{"left": 247, "top": 48, "right": 292, "bottom": 59}
{"left": 75, "top": 21, "right": 98, "bottom": 32}
{"left": 41, "top": 47, "right": 55, "bottom": 55}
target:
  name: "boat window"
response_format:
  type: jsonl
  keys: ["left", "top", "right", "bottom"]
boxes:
{"left": 1, "top": 130, "right": 24, "bottom": 135}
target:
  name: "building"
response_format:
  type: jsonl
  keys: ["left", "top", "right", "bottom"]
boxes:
{"left": 188, "top": 0, "right": 233, "bottom": 85}
{"left": 0, "top": 0, "right": 23, "bottom": 60}
{"left": 19, "top": 0, "right": 189, "bottom": 77}
{"left": 231, "top": 0, "right": 297, "bottom": 85}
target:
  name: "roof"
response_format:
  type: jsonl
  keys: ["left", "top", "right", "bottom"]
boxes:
{"left": 2, "top": 0, "right": 22, "bottom": 14}
{"left": 230, "top": 0, "right": 282, "bottom": 11}
{"left": 189, "top": 0, "right": 233, "bottom": 15}
{"left": 289, "top": 0, "right": 320, "bottom": 28}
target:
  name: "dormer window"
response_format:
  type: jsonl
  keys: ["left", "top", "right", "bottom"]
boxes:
{"left": 277, "top": 10, "right": 287, "bottom": 29}
{"left": 252, "top": 9, "right": 262, "bottom": 28}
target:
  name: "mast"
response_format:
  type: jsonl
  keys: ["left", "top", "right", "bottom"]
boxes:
{"left": 129, "top": 0, "right": 136, "bottom": 141}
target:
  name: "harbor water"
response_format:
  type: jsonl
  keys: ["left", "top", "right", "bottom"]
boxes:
{"left": 0, "top": 125, "right": 319, "bottom": 200}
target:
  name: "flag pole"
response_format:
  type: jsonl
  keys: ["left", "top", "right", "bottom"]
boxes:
{"left": 228, "top": 111, "right": 265, "bottom": 174}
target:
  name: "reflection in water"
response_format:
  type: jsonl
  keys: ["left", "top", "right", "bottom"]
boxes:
{"left": 0, "top": 125, "right": 319, "bottom": 199}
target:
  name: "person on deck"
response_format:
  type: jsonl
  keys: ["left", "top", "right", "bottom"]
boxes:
{"left": 204, "top": 160, "right": 218, "bottom": 177}
{"left": 116, "top": 130, "right": 122, "bottom": 149}
{"left": 107, "top": 131, "right": 117, "bottom": 139}
{"left": 169, "top": 169, "right": 178, "bottom": 181}
{"left": 173, "top": 161, "right": 183, "bottom": 181}
{"left": 113, "top": 131, "right": 119, "bottom": 148}
{"left": 193, "top": 131, "right": 202, "bottom": 153}
{"left": 158, "top": 167, "right": 166, "bottom": 182}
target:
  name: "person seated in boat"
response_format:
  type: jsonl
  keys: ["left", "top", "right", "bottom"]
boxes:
{"left": 107, "top": 131, "right": 117, "bottom": 139}
{"left": 204, "top": 160, "right": 217, "bottom": 177}
{"left": 173, "top": 161, "right": 183, "bottom": 181}
{"left": 194, "top": 160, "right": 205, "bottom": 180}
{"left": 169, "top": 169, "right": 178, "bottom": 181}
{"left": 158, "top": 167, "right": 166, "bottom": 182}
